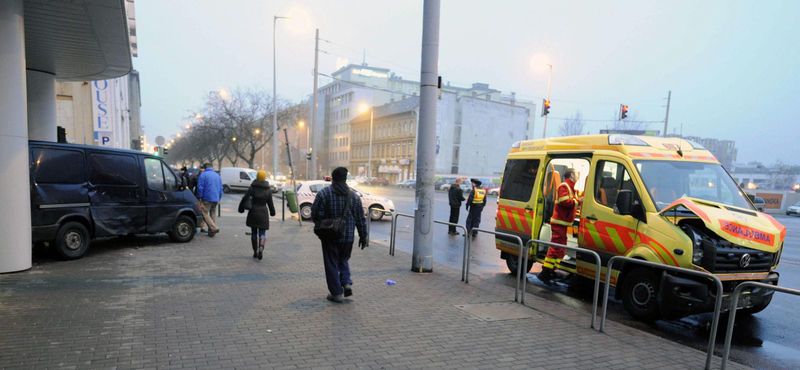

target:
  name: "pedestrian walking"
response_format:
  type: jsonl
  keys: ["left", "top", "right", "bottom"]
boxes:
{"left": 179, "top": 167, "right": 191, "bottom": 189}
{"left": 311, "top": 167, "right": 368, "bottom": 303}
{"left": 537, "top": 168, "right": 582, "bottom": 285}
{"left": 465, "top": 178, "right": 486, "bottom": 239}
{"left": 196, "top": 163, "right": 222, "bottom": 237}
{"left": 238, "top": 170, "right": 276, "bottom": 260}
{"left": 448, "top": 179, "right": 465, "bottom": 235}
{"left": 193, "top": 167, "right": 206, "bottom": 232}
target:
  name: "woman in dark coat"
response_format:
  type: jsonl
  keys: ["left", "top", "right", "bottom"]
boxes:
{"left": 238, "top": 170, "right": 276, "bottom": 260}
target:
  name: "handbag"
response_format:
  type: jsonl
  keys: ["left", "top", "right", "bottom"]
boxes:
{"left": 238, "top": 190, "right": 253, "bottom": 213}
{"left": 313, "top": 191, "right": 352, "bottom": 241}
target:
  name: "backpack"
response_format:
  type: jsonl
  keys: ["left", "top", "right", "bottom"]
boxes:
{"left": 313, "top": 191, "right": 352, "bottom": 241}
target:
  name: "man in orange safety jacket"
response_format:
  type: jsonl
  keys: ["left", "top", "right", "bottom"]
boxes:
{"left": 538, "top": 168, "right": 582, "bottom": 285}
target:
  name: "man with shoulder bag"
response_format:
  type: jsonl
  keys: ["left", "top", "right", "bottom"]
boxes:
{"left": 311, "top": 167, "right": 368, "bottom": 303}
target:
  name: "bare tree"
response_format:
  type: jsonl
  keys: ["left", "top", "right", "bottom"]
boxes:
{"left": 558, "top": 110, "right": 587, "bottom": 136}
{"left": 769, "top": 162, "right": 800, "bottom": 190}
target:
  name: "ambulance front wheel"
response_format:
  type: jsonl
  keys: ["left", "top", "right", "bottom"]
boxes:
{"left": 506, "top": 254, "right": 534, "bottom": 275}
{"left": 621, "top": 267, "right": 661, "bottom": 321}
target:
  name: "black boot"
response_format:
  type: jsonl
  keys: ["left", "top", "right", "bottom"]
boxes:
{"left": 537, "top": 269, "right": 555, "bottom": 286}
{"left": 251, "top": 239, "right": 258, "bottom": 258}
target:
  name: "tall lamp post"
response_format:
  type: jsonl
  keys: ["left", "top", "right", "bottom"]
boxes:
{"left": 542, "top": 63, "right": 552, "bottom": 138}
{"left": 298, "top": 120, "right": 309, "bottom": 178}
{"left": 359, "top": 104, "right": 374, "bottom": 178}
{"left": 273, "top": 15, "right": 291, "bottom": 177}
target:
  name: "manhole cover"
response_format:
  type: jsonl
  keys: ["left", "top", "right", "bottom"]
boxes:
{"left": 454, "top": 302, "right": 537, "bottom": 321}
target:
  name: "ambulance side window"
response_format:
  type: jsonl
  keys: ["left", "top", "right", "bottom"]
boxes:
{"left": 500, "top": 159, "right": 540, "bottom": 202}
{"left": 594, "top": 160, "right": 640, "bottom": 209}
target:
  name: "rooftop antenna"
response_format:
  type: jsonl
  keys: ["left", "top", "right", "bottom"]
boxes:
{"left": 362, "top": 49, "right": 366, "bottom": 65}
{"left": 676, "top": 122, "right": 684, "bottom": 157}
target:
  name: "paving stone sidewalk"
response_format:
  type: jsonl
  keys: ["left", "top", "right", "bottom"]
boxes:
{"left": 0, "top": 217, "right": 750, "bottom": 370}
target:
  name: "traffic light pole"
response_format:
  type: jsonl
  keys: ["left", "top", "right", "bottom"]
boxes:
{"left": 542, "top": 63, "right": 552, "bottom": 138}
{"left": 663, "top": 90, "right": 671, "bottom": 137}
{"left": 411, "top": 0, "right": 440, "bottom": 273}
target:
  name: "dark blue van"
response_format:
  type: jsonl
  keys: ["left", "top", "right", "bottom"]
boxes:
{"left": 29, "top": 141, "right": 203, "bottom": 259}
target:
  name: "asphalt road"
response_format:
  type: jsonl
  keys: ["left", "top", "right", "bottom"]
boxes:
{"left": 219, "top": 185, "right": 800, "bottom": 370}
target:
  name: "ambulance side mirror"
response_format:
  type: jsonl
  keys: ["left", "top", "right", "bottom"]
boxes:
{"left": 614, "top": 190, "right": 634, "bottom": 216}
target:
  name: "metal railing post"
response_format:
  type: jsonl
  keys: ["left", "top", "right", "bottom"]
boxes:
{"left": 521, "top": 239, "right": 602, "bottom": 329}
{"left": 471, "top": 228, "right": 524, "bottom": 302}
{"left": 281, "top": 191, "right": 285, "bottom": 221}
{"left": 432, "top": 220, "right": 469, "bottom": 283}
{"left": 390, "top": 212, "right": 415, "bottom": 256}
{"left": 721, "top": 282, "right": 800, "bottom": 370}
{"left": 599, "top": 256, "right": 723, "bottom": 370}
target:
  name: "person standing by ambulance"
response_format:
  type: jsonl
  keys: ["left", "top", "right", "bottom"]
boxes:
{"left": 465, "top": 179, "right": 487, "bottom": 239}
{"left": 538, "top": 168, "right": 582, "bottom": 284}
{"left": 448, "top": 179, "right": 466, "bottom": 235}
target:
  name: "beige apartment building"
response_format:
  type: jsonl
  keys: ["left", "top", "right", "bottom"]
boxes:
{"left": 349, "top": 98, "right": 418, "bottom": 183}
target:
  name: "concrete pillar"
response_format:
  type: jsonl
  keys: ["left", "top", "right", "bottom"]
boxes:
{"left": 26, "top": 70, "right": 57, "bottom": 141}
{"left": 0, "top": 0, "right": 32, "bottom": 273}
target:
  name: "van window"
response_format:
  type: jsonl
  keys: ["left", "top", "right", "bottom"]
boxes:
{"left": 145, "top": 158, "right": 165, "bottom": 190}
{"left": 32, "top": 149, "right": 85, "bottom": 184}
{"left": 500, "top": 159, "right": 540, "bottom": 202}
{"left": 90, "top": 154, "right": 138, "bottom": 185}
{"left": 163, "top": 163, "right": 179, "bottom": 192}
{"left": 309, "top": 183, "right": 331, "bottom": 193}
{"left": 240, "top": 171, "right": 251, "bottom": 180}
{"left": 594, "top": 161, "right": 634, "bottom": 208}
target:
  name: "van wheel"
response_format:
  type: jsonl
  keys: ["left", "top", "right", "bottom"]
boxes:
{"left": 54, "top": 222, "right": 90, "bottom": 260}
{"left": 621, "top": 267, "right": 661, "bottom": 321}
{"left": 168, "top": 215, "right": 196, "bottom": 243}
{"left": 369, "top": 206, "right": 385, "bottom": 221}
{"left": 222, "top": 185, "right": 231, "bottom": 194}
{"left": 300, "top": 203, "right": 313, "bottom": 220}
{"left": 506, "top": 254, "right": 534, "bottom": 275}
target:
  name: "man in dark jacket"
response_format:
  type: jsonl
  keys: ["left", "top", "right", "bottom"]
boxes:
{"left": 180, "top": 167, "right": 191, "bottom": 190}
{"left": 448, "top": 179, "right": 466, "bottom": 235}
{"left": 238, "top": 170, "right": 276, "bottom": 260}
{"left": 311, "top": 167, "right": 368, "bottom": 303}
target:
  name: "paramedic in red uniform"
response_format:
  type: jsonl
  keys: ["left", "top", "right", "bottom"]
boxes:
{"left": 538, "top": 168, "right": 582, "bottom": 284}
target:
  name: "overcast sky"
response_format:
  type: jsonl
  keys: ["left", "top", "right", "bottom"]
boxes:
{"left": 134, "top": 0, "right": 799, "bottom": 165}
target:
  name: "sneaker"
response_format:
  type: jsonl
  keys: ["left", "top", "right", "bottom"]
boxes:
{"left": 343, "top": 284, "right": 353, "bottom": 297}
{"left": 208, "top": 229, "right": 219, "bottom": 237}
{"left": 326, "top": 294, "right": 344, "bottom": 303}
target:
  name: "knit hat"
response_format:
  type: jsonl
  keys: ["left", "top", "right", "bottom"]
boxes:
{"left": 332, "top": 167, "right": 348, "bottom": 182}
{"left": 257, "top": 170, "right": 267, "bottom": 181}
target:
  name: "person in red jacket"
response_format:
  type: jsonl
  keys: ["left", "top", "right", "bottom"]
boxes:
{"left": 538, "top": 168, "right": 582, "bottom": 285}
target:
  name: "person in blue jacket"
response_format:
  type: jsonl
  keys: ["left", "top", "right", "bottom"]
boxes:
{"left": 196, "top": 163, "right": 223, "bottom": 236}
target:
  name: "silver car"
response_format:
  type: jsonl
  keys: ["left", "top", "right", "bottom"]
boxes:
{"left": 787, "top": 201, "right": 800, "bottom": 216}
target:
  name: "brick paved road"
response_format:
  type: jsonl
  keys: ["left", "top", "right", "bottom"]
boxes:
{"left": 0, "top": 216, "right": 751, "bottom": 370}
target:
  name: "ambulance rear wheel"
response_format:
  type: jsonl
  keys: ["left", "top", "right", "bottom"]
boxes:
{"left": 506, "top": 254, "right": 534, "bottom": 275}
{"left": 621, "top": 267, "right": 661, "bottom": 321}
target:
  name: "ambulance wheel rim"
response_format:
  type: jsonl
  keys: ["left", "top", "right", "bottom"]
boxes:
{"left": 631, "top": 280, "right": 655, "bottom": 308}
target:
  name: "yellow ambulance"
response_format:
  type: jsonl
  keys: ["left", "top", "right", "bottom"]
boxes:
{"left": 495, "top": 134, "right": 786, "bottom": 320}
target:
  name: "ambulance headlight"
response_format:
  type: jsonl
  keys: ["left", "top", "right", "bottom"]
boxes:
{"left": 693, "top": 247, "right": 704, "bottom": 264}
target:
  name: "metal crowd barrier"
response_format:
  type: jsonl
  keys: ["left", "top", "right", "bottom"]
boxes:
{"left": 600, "top": 256, "right": 723, "bottom": 370}
{"left": 386, "top": 212, "right": 472, "bottom": 283}
{"left": 521, "top": 239, "right": 602, "bottom": 330}
{"left": 720, "top": 282, "right": 800, "bottom": 370}
{"left": 471, "top": 228, "right": 526, "bottom": 303}
{"left": 389, "top": 212, "right": 415, "bottom": 256}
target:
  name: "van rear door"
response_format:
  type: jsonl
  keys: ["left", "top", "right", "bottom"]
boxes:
{"left": 87, "top": 151, "right": 147, "bottom": 236}
{"left": 30, "top": 146, "right": 90, "bottom": 229}
{"left": 496, "top": 157, "right": 543, "bottom": 254}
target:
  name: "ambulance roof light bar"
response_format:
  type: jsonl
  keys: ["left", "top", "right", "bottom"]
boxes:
{"left": 608, "top": 134, "right": 649, "bottom": 146}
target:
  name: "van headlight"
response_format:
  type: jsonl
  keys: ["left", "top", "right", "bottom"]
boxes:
{"left": 693, "top": 247, "right": 704, "bottom": 264}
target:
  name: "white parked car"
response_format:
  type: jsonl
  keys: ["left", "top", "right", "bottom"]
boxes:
{"left": 220, "top": 167, "right": 257, "bottom": 193}
{"left": 295, "top": 180, "right": 395, "bottom": 221}
{"left": 787, "top": 201, "right": 800, "bottom": 216}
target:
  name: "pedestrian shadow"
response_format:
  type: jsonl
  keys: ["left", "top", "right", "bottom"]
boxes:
{"left": 285, "top": 297, "right": 353, "bottom": 313}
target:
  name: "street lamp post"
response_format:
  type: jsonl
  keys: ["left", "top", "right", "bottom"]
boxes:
{"left": 542, "top": 63, "right": 552, "bottom": 138}
{"left": 273, "top": 15, "right": 290, "bottom": 178}
{"left": 359, "top": 104, "right": 374, "bottom": 178}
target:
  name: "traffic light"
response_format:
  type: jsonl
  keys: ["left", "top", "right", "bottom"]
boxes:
{"left": 163, "top": 147, "right": 169, "bottom": 155}
{"left": 306, "top": 152, "right": 312, "bottom": 160}
{"left": 541, "top": 99, "right": 551, "bottom": 117}
{"left": 620, "top": 104, "right": 629, "bottom": 120}
{"left": 153, "top": 146, "right": 160, "bottom": 156}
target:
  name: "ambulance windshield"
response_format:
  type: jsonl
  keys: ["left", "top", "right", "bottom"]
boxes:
{"left": 634, "top": 160, "right": 752, "bottom": 211}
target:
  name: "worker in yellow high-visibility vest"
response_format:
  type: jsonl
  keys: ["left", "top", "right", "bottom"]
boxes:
{"left": 465, "top": 179, "right": 487, "bottom": 240}
{"left": 538, "top": 168, "right": 582, "bottom": 285}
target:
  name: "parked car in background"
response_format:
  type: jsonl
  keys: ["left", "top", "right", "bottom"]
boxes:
{"left": 220, "top": 167, "right": 257, "bottom": 193}
{"left": 440, "top": 177, "right": 468, "bottom": 191}
{"left": 369, "top": 177, "right": 389, "bottom": 186}
{"left": 485, "top": 184, "right": 501, "bottom": 196}
{"left": 787, "top": 201, "right": 800, "bottom": 216}
{"left": 295, "top": 180, "right": 395, "bottom": 221}
{"left": 29, "top": 141, "right": 203, "bottom": 260}
{"left": 435, "top": 177, "right": 456, "bottom": 190}
{"left": 396, "top": 179, "right": 416, "bottom": 188}
{"left": 356, "top": 176, "right": 370, "bottom": 185}
{"left": 746, "top": 193, "right": 766, "bottom": 212}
